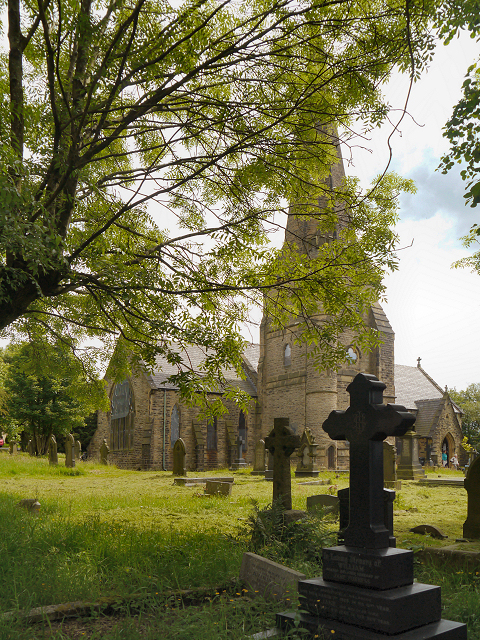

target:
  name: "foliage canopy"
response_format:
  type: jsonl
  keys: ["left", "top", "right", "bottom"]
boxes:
{"left": 1, "top": 0, "right": 440, "bottom": 406}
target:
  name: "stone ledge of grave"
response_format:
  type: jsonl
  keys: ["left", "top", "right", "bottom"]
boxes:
{"left": 174, "top": 476, "right": 234, "bottom": 486}
{"left": 298, "top": 577, "right": 441, "bottom": 634}
{"left": 418, "top": 545, "right": 480, "bottom": 569}
{"left": 397, "top": 465, "right": 426, "bottom": 480}
{"left": 322, "top": 546, "right": 414, "bottom": 590}
{"left": 277, "top": 611, "right": 468, "bottom": 640}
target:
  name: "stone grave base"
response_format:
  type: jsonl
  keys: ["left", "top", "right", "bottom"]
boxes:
{"left": 173, "top": 477, "right": 234, "bottom": 486}
{"left": 384, "top": 480, "right": 402, "bottom": 490}
{"left": 277, "top": 612, "right": 467, "bottom": 639}
{"left": 250, "top": 470, "right": 266, "bottom": 476}
{"left": 294, "top": 470, "right": 320, "bottom": 478}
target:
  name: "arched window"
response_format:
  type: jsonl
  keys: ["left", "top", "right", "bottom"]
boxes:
{"left": 110, "top": 381, "right": 135, "bottom": 450}
{"left": 239, "top": 411, "right": 247, "bottom": 452}
{"left": 207, "top": 418, "right": 217, "bottom": 451}
{"left": 284, "top": 344, "right": 292, "bottom": 367}
{"left": 346, "top": 347, "right": 358, "bottom": 363}
{"left": 171, "top": 404, "right": 180, "bottom": 447}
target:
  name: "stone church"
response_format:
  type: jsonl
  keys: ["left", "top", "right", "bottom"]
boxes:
{"left": 89, "top": 145, "right": 459, "bottom": 471}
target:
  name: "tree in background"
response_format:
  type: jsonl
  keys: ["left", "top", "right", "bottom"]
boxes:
{"left": 0, "top": 0, "right": 441, "bottom": 411}
{"left": 450, "top": 384, "right": 480, "bottom": 452}
{"left": 0, "top": 342, "right": 106, "bottom": 455}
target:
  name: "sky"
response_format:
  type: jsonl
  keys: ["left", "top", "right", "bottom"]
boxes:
{"left": 344, "top": 33, "right": 480, "bottom": 392}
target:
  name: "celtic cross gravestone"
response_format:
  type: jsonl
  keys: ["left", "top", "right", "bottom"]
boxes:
{"left": 276, "top": 373, "right": 467, "bottom": 640}
{"left": 264, "top": 418, "right": 300, "bottom": 511}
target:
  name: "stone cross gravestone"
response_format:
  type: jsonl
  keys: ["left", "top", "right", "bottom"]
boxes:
{"left": 231, "top": 435, "right": 247, "bottom": 470}
{"left": 397, "top": 429, "right": 426, "bottom": 480}
{"left": 264, "top": 418, "right": 301, "bottom": 511}
{"left": 100, "top": 438, "right": 110, "bottom": 465}
{"left": 277, "top": 372, "right": 467, "bottom": 640}
{"left": 65, "top": 434, "right": 75, "bottom": 468}
{"left": 251, "top": 439, "right": 267, "bottom": 475}
{"left": 48, "top": 435, "right": 58, "bottom": 466}
{"left": 172, "top": 437, "right": 187, "bottom": 476}
{"left": 463, "top": 454, "right": 480, "bottom": 538}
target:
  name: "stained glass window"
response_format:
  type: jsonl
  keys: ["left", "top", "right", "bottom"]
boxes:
{"left": 110, "top": 381, "right": 135, "bottom": 450}
{"left": 207, "top": 418, "right": 217, "bottom": 451}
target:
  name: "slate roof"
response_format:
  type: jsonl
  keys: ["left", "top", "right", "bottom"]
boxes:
{"left": 146, "top": 343, "right": 259, "bottom": 396}
{"left": 412, "top": 398, "right": 444, "bottom": 437}
{"left": 394, "top": 364, "right": 443, "bottom": 410}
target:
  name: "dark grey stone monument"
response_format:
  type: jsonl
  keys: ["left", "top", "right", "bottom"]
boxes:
{"left": 384, "top": 441, "right": 401, "bottom": 490}
{"left": 464, "top": 455, "right": 480, "bottom": 539}
{"left": 264, "top": 418, "right": 301, "bottom": 511}
{"left": 65, "top": 434, "right": 75, "bottom": 468}
{"left": 172, "top": 437, "right": 187, "bottom": 476}
{"left": 27, "top": 439, "right": 35, "bottom": 456}
{"left": 277, "top": 373, "right": 467, "bottom": 640}
{"left": 48, "top": 435, "right": 58, "bottom": 466}
{"left": 251, "top": 439, "right": 267, "bottom": 475}
{"left": 397, "top": 429, "right": 426, "bottom": 480}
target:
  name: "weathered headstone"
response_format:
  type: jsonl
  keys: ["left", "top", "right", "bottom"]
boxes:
{"left": 265, "top": 450, "right": 274, "bottom": 481}
{"left": 75, "top": 439, "right": 81, "bottom": 460}
{"left": 205, "top": 480, "right": 232, "bottom": 496}
{"left": 240, "top": 552, "right": 305, "bottom": 601}
{"left": 383, "top": 441, "right": 401, "bottom": 490}
{"left": 277, "top": 372, "right": 467, "bottom": 640}
{"left": 48, "top": 435, "right": 58, "bottom": 466}
{"left": 396, "top": 429, "right": 426, "bottom": 480}
{"left": 251, "top": 439, "right": 267, "bottom": 475}
{"left": 464, "top": 455, "right": 480, "bottom": 538}
{"left": 264, "top": 418, "right": 301, "bottom": 511}
{"left": 65, "top": 434, "right": 75, "bottom": 468}
{"left": 100, "top": 438, "right": 110, "bottom": 465}
{"left": 306, "top": 494, "right": 339, "bottom": 513}
{"left": 410, "top": 524, "right": 448, "bottom": 540}
{"left": 27, "top": 439, "right": 35, "bottom": 456}
{"left": 172, "top": 437, "right": 187, "bottom": 476}
{"left": 9, "top": 441, "right": 16, "bottom": 455}
{"left": 231, "top": 435, "right": 247, "bottom": 470}
{"left": 295, "top": 428, "right": 319, "bottom": 477}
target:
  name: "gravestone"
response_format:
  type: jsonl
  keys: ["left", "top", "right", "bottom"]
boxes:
{"left": 75, "top": 440, "right": 81, "bottom": 460}
{"left": 27, "top": 439, "right": 35, "bottom": 456}
{"left": 240, "top": 552, "right": 306, "bottom": 601}
{"left": 65, "top": 434, "right": 75, "bottom": 468}
{"left": 295, "top": 428, "right": 320, "bottom": 477}
{"left": 264, "top": 418, "right": 301, "bottom": 511}
{"left": 48, "top": 435, "right": 58, "bottom": 466}
{"left": 397, "top": 430, "right": 426, "bottom": 480}
{"left": 306, "top": 494, "right": 339, "bottom": 513}
{"left": 9, "top": 441, "right": 16, "bottom": 455}
{"left": 463, "top": 455, "right": 480, "bottom": 538}
{"left": 383, "top": 441, "right": 401, "bottom": 490}
{"left": 100, "top": 438, "right": 109, "bottom": 465}
{"left": 251, "top": 439, "right": 267, "bottom": 475}
{"left": 205, "top": 480, "right": 232, "bottom": 496}
{"left": 277, "top": 372, "right": 467, "bottom": 640}
{"left": 231, "top": 435, "right": 247, "bottom": 470}
{"left": 265, "top": 450, "right": 274, "bottom": 481}
{"left": 172, "top": 438, "right": 187, "bottom": 476}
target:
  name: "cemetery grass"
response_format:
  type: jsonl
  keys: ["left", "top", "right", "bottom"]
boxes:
{"left": 0, "top": 453, "right": 477, "bottom": 639}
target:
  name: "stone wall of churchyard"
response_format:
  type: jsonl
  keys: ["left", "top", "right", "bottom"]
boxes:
{"left": 257, "top": 303, "right": 395, "bottom": 470}
{"left": 149, "top": 390, "right": 260, "bottom": 471}
{"left": 89, "top": 366, "right": 154, "bottom": 469}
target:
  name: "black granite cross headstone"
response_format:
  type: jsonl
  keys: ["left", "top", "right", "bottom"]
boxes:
{"left": 323, "top": 373, "right": 415, "bottom": 549}
{"left": 264, "top": 418, "right": 301, "bottom": 510}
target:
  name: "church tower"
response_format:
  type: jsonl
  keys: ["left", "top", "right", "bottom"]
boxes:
{"left": 256, "top": 136, "right": 395, "bottom": 470}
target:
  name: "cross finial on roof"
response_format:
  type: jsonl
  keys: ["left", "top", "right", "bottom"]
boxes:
{"left": 417, "top": 357, "right": 421, "bottom": 368}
